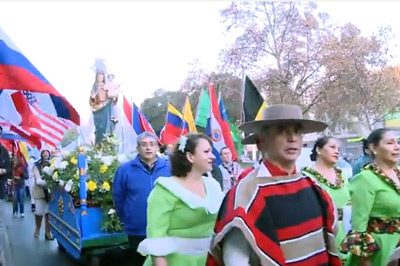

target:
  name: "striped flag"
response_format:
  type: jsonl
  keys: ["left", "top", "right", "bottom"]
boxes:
{"left": 8, "top": 90, "right": 74, "bottom": 148}
{"left": 206, "top": 84, "right": 237, "bottom": 165}
{"left": 0, "top": 116, "right": 42, "bottom": 148}
{"left": 160, "top": 102, "right": 188, "bottom": 145}
{"left": 182, "top": 95, "right": 197, "bottom": 133}
{"left": 0, "top": 26, "right": 79, "bottom": 124}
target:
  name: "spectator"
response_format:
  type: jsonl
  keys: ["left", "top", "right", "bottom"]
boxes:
{"left": 0, "top": 126, "right": 12, "bottom": 202}
{"left": 352, "top": 138, "right": 373, "bottom": 176}
{"left": 32, "top": 150, "right": 53, "bottom": 240}
{"left": 218, "top": 147, "right": 243, "bottom": 192}
{"left": 12, "top": 155, "right": 28, "bottom": 218}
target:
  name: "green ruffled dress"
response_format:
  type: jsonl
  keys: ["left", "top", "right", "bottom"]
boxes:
{"left": 341, "top": 165, "right": 400, "bottom": 265}
{"left": 302, "top": 167, "right": 351, "bottom": 260}
{"left": 137, "top": 176, "right": 224, "bottom": 266}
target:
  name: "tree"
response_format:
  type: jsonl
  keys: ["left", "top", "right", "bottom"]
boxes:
{"left": 315, "top": 24, "right": 399, "bottom": 131}
{"left": 219, "top": 1, "right": 397, "bottom": 131}
{"left": 140, "top": 90, "right": 187, "bottom": 133}
{"left": 219, "top": 1, "right": 330, "bottom": 111}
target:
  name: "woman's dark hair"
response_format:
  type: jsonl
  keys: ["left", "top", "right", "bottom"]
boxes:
{"left": 361, "top": 138, "right": 369, "bottom": 155}
{"left": 310, "top": 136, "right": 334, "bottom": 161}
{"left": 40, "top": 150, "right": 51, "bottom": 159}
{"left": 170, "top": 133, "right": 212, "bottom": 177}
{"left": 366, "top": 128, "right": 391, "bottom": 158}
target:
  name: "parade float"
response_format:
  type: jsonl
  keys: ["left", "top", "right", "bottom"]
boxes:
{"left": 41, "top": 58, "right": 141, "bottom": 265}
{"left": 43, "top": 135, "right": 130, "bottom": 264}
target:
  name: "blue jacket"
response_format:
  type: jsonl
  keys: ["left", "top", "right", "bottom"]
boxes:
{"left": 352, "top": 154, "right": 373, "bottom": 177}
{"left": 112, "top": 155, "right": 171, "bottom": 236}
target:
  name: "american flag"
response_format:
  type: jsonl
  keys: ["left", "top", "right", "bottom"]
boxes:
{"left": 9, "top": 91, "right": 75, "bottom": 148}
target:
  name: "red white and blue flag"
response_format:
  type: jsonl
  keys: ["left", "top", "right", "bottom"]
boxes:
{"left": 0, "top": 90, "right": 74, "bottom": 148}
{"left": 206, "top": 84, "right": 237, "bottom": 165}
{"left": 0, "top": 26, "right": 79, "bottom": 125}
{"left": 160, "top": 102, "right": 188, "bottom": 145}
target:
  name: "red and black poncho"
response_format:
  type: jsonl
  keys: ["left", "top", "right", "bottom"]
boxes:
{"left": 207, "top": 161, "right": 342, "bottom": 266}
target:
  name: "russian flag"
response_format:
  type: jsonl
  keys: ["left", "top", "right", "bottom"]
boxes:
{"left": 0, "top": 26, "right": 80, "bottom": 125}
{"left": 160, "top": 102, "right": 188, "bottom": 145}
{"left": 206, "top": 84, "right": 237, "bottom": 165}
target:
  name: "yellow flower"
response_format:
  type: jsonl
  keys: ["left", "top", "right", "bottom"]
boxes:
{"left": 101, "top": 181, "right": 111, "bottom": 192}
{"left": 99, "top": 164, "right": 108, "bottom": 174}
{"left": 52, "top": 171, "right": 59, "bottom": 181}
{"left": 87, "top": 180, "right": 97, "bottom": 192}
{"left": 50, "top": 158, "right": 56, "bottom": 167}
{"left": 70, "top": 157, "right": 78, "bottom": 165}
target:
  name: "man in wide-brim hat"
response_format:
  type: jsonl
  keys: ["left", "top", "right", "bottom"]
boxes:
{"left": 207, "top": 104, "right": 342, "bottom": 266}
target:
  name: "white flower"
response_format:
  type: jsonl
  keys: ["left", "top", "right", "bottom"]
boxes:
{"left": 59, "top": 161, "right": 69, "bottom": 170}
{"left": 64, "top": 179, "right": 74, "bottom": 192}
{"left": 43, "top": 166, "right": 54, "bottom": 176}
{"left": 101, "top": 156, "right": 114, "bottom": 166}
{"left": 53, "top": 157, "right": 63, "bottom": 169}
{"left": 178, "top": 136, "right": 188, "bottom": 152}
{"left": 108, "top": 208, "right": 116, "bottom": 215}
{"left": 59, "top": 180, "right": 65, "bottom": 186}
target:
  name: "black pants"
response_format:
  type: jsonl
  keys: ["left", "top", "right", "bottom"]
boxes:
{"left": 0, "top": 177, "right": 5, "bottom": 200}
{"left": 128, "top": 235, "right": 146, "bottom": 266}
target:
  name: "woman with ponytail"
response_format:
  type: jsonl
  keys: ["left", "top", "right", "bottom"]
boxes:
{"left": 302, "top": 136, "right": 351, "bottom": 261}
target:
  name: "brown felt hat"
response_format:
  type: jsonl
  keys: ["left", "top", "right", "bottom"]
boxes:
{"left": 239, "top": 104, "right": 327, "bottom": 134}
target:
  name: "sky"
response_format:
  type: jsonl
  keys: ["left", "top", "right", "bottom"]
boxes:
{"left": 1, "top": 1, "right": 400, "bottom": 125}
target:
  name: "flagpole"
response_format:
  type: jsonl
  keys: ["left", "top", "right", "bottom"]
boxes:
{"left": 240, "top": 69, "right": 246, "bottom": 125}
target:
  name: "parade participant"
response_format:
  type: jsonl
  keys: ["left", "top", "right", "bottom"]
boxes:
{"left": 352, "top": 138, "right": 373, "bottom": 176}
{"left": 341, "top": 128, "right": 400, "bottom": 266}
{"left": 12, "top": 155, "right": 28, "bottom": 218}
{"left": 138, "top": 133, "right": 224, "bottom": 266}
{"left": 32, "top": 150, "right": 53, "bottom": 240}
{"left": 302, "top": 136, "right": 351, "bottom": 260}
{"left": 218, "top": 147, "right": 243, "bottom": 192}
{"left": 113, "top": 132, "right": 171, "bottom": 265}
{"left": 0, "top": 126, "right": 11, "bottom": 202}
{"left": 207, "top": 104, "right": 342, "bottom": 266}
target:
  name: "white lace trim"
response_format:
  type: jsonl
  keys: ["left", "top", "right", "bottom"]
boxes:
{"left": 156, "top": 176, "right": 224, "bottom": 214}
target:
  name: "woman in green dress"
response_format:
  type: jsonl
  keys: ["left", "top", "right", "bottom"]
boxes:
{"left": 302, "top": 136, "right": 351, "bottom": 260}
{"left": 341, "top": 128, "right": 400, "bottom": 266}
{"left": 137, "top": 133, "right": 225, "bottom": 266}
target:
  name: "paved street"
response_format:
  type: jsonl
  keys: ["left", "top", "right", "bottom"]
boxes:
{"left": 0, "top": 199, "right": 134, "bottom": 266}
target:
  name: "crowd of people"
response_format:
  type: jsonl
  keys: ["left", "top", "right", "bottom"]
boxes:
{"left": 1, "top": 103, "right": 400, "bottom": 265}
{"left": 0, "top": 125, "right": 54, "bottom": 241}
{"left": 109, "top": 104, "right": 400, "bottom": 266}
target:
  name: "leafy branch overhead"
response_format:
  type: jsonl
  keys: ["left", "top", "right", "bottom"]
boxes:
{"left": 140, "top": 1, "right": 400, "bottom": 134}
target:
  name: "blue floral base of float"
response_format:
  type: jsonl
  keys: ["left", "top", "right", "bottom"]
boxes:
{"left": 49, "top": 189, "right": 128, "bottom": 260}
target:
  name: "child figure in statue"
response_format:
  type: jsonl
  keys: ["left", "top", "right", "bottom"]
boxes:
{"left": 105, "top": 73, "right": 120, "bottom": 124}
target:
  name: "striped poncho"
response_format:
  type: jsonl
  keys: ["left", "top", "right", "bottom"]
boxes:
{"left": 207, "top": 161, "right": 342, "bottom": 266}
